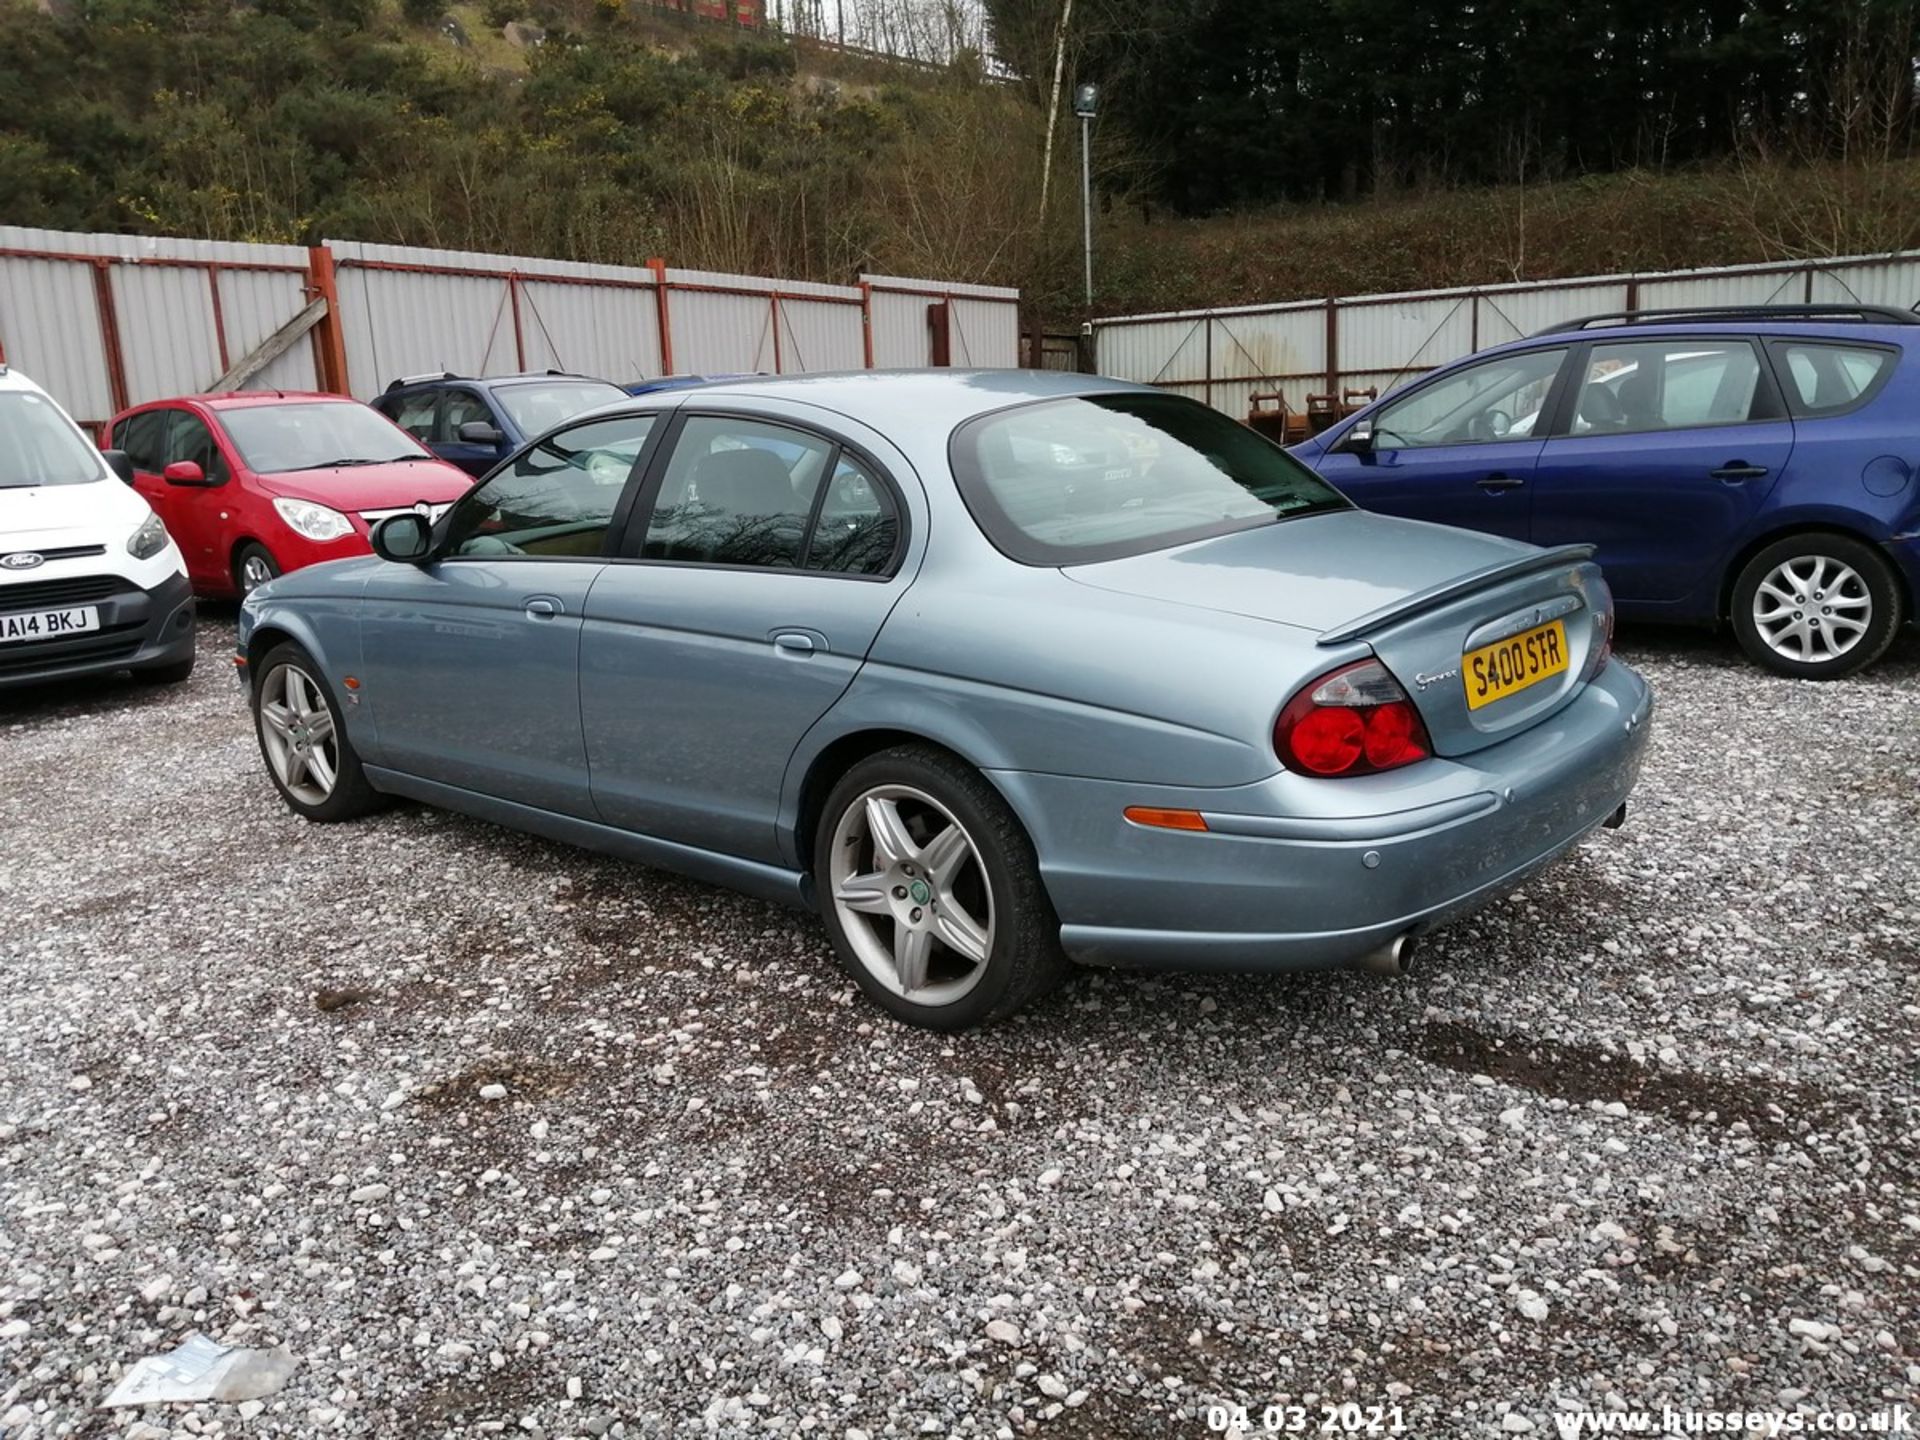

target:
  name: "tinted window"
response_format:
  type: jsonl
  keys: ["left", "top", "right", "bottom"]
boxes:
{"left": 384, "top": 389, "right": 439, "bottom": 440}
{"left": 221, "top": 401, "right": 431, "bottom": 474}
{"left": 165, "top": 411, "right": 231, "bottom": 484}
{"left": 491, "top": 380, "right": 629, "bottom": 437}
{"left": 1775, "top": 342, "right": 1894, "bottom": 416}
{"left": 445, "top": 414, "right": 654, "bottom": 559}
{"left": 1373, "top": 349, "right": 1565, "bottom": 449}
{"left": 641, "top": 417, "right": 833, "bottom": 568}
{"left": 951, "top": 393, "right": 1347, "bottom": 566}
{"left": 805, "top": 453, "right": 900, "bottom": 576}
{"left": 117, "top": 410, "right": 171, "bottom": 471}
{"left": 1570, "top": 340, "right": 1761, "bottom": 435}
{"left": 0, "top": 390, "right": 108, "bottom": 488}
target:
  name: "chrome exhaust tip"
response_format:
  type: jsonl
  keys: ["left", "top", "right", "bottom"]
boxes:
{"left": 1350, "top": 932, "right": 1417, "bottom": 977}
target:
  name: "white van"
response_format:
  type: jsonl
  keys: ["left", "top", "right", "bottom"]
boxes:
{"left": 0, "top": 365, "right": 196, "bottom": 688}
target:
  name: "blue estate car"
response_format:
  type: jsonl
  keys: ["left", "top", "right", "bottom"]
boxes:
{"left": 1293, "top": 305, "right": 1920, "bottom": 678}
{"left": 373, "top": 371, "right": 630, "bottom": 477}
{"left": 237, "top": 371, "right": 1651, "bottom": 1030}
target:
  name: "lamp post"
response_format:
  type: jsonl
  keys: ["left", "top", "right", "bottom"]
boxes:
{"left": 1073, "top": 82, "right": 1098, "bottom": 308}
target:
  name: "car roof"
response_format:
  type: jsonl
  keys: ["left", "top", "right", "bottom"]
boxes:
{"left": 604, "top": 368, "right": 1152, "bottom": 432}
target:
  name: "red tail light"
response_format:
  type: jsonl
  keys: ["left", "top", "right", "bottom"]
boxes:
{"left": 1275, "top": 659, "right": 1432, "bottom": 777}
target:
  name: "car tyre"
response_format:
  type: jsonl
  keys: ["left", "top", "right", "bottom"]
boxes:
{"left": 814, "top": 745, "right": 1068, "bottom": 1030}
{"left": 133, "top": 657, "right": 195, "bottom": 685}
{"left": 252, "top": 641, "right": 383, "bottom": 822}
{"left": 1731, "top": 534, "right": 1903, "bottom": 679}
{"left": 235, "top": 542, "right": 281, "bottom": 596}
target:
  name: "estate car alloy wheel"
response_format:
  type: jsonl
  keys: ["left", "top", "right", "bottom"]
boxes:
{"left": 814, "top": 745, "right": 1067, "bottom": 1030}
{"left": 251, "top": 642, "right": 382, "bottom": 822}
{"left": 1731, "top": 535, "right": 1902, "bottom": 680}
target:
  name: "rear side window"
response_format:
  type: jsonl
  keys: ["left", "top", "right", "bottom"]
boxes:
{"left": 1569, "top": 340, "right": 1764, "bottom": 435}
{"left": 116, "top": 410, "right": 171, "bottom": 471}
{"left": 805, "top": 453, "right": 900, "bottom": 577}
{"left": 383, "top": 389, "right": 440, "bottom": 440}
{"left": 641, "top": 417, "right": 835, "bottom": 569}
{"left": 1772, "top": 341, "right": 1895, "bottom": 417}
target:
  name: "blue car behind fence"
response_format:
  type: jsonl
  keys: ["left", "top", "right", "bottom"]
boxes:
{"left": 1292, "top": 304, "right": 1920, "bottom": 678}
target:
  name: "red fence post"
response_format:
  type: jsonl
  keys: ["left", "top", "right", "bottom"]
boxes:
{"left": 860, "top": 280, "right": 875, "bottom": 368}
{"left": 508, "top": 274, "right": 527, "bottom": 371}
{"left": 1323, "top": 296, "right": 1338, "bottom": 396}
{"left": 306, "top": 245, "right": 352, "bottom": 396}
{"left": 648, "top": 257, "right": 674, "bottom": 376}
{"left": 90, "top": 260, "right": 130, "bottom": 415}
{"left": 207, "top": 270, "right": 231, "bottom": 375}
{"left": 927, "top": 301, "right": 951, "bottom": 366}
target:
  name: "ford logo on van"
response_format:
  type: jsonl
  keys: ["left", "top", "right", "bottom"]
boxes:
{"left": 1, "top": 552, "right": 46, "bottom": 571}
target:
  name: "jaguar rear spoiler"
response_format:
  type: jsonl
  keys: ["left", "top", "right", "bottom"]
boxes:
{"left": 1318, "top": 544, "right": 1597, "bottom": 646}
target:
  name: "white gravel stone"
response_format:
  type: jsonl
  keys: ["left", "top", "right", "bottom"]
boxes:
{"left": 1, "top": 622, "right": 1914, "bottom": 1434}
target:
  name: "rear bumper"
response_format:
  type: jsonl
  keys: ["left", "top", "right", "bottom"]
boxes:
{"left": 0, "top": 570, "right": 196, "bottom": 689}
{"left": 994, "top": 661, "right": 1653, "bottom": 972}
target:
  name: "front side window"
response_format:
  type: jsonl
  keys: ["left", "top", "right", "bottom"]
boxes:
{"left": 221, "top": 401, "right": 432, "bottom": 475}
{"left": 951, "top": 392, "right": 1347, "bottom": 566}
{"left": 165, "top": 411, "right": 231, "bottom": 484}
{"left": 641, "top": 417, "right": 834, "bottom": 568}
{"left": 0, "top": 390, "right": 109, "bottom": 488}
{"left": 445, "top": 414, "right": 655, "bottom": 558}
{"left": 1372, "top": 349, "right": 1566, "bottom": 450}
{"left": 491, "top": 380, "right": 630, "bottom": 438}
{"left": 1569, "top": 340, "right": 1763, "bottom": 435}
{"left": 1774, "top": 341, "right": 1895, "bottom": 416}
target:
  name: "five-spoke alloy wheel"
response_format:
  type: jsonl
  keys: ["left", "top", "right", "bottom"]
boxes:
{"left": 251, "top": 642, "right": 382, "bottom": 821}
{"left": 815, "top": 745, "right": 1066, "bottom": 1029}
{"left": 1732, "top": 535, "right": 1902, "bottom": 679}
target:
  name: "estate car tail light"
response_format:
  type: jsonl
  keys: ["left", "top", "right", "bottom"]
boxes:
{"left": 1275, "top": 659, "right": 1432, "bottom": 777}
{"left": 1582, "top": 602, "right": 1615, "bottom": 682}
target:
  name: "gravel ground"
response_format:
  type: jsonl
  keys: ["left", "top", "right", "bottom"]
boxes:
{"left": 2, "top": 614, "right": 1917, "bottom": 1440}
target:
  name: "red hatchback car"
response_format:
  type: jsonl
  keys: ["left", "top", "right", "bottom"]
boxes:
{"left": 101, "top": 393, "right": 474, "bottom": 596}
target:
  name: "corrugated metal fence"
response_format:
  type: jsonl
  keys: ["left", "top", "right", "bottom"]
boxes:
{"left": 1090, "top": 251, "right": 1920, "bottom": 418}
{"left": 0, "top": 226, "right": 1021, "bottom": 428}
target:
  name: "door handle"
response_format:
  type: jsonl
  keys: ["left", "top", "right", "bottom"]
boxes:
{"left": 1477, "top": 474, "right": 1526, "bottom": 492}
{"left": 1710, "top": 463, "right": 1769, "bottom": 482}
{"left": 524, "top": 597, "right": 561, "bottom": 619}
{"left": 771, "top": 631, "right": 817, "bottom": 655}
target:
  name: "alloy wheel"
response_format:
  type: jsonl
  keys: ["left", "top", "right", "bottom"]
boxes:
{"left": 241, "top": 554, "right": 276, "bottom": 593}
{"left": 827, "top": 784, "right": 995, "bottom": 1003}
{"left": 1750, "top": 554, "right": 1872, "bottom": 665}
{"left": 257, "top": 663, "right": 339, "bottom": 805}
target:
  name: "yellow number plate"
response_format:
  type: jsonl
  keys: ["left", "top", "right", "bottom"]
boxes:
{"left": 1463, "top": 618, "right": 1569, "bottom": 710}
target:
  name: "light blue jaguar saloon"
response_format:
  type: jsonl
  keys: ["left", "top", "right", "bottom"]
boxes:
{"left": 237, "top": 370, "right": 1652, "bottom": 1029}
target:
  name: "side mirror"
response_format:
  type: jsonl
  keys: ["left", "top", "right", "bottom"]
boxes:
{"left": 457, "top": 421, "right": 506, "bottom": 446}
{"left": 1335, "top": 418, "right": 1374, "bottom": 455}
{"left": 102, "top": 449, "right": 136, "bottom": 485}
{"left": 371, "top": 513, "right": 432, "bottom": 564}
{"left": 162, "top": 460, "right": 209, "bottom": 486}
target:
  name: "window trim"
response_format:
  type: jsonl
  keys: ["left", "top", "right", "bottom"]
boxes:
{"left": 1762, "top": 336, "right": 1900, "bottom": 420}
{"left": 1542, "top": 335, "right": 1786, "bottom": 440}
{"left": 607, "top": 407, "right": 911, "bottom": 583}
{"left": 429, "top": 407, "right": 670, "bottom": 565}
{"left": 1367, "top": 345, "right": 1574, "bottom": 453}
